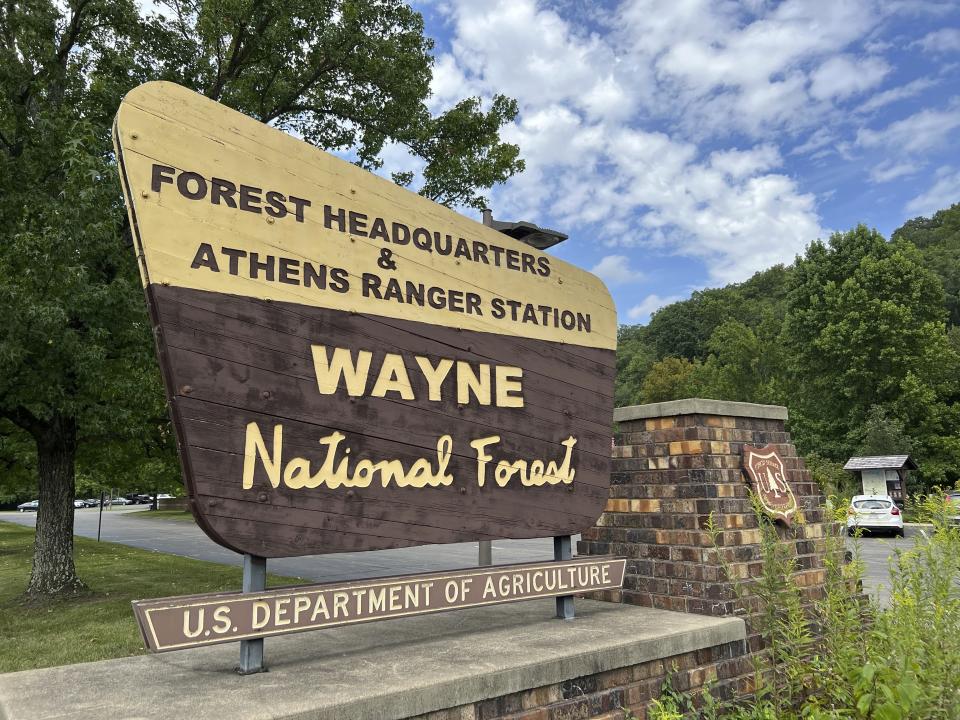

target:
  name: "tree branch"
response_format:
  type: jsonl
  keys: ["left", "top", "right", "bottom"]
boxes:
{"left": 261, "top": 56, "right": 338, "bottom": 123}
{"left": 1, "top": 407, "right": 48, "bottom": 437}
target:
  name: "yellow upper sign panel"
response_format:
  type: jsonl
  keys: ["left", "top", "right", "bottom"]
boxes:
{"left": 113, "top": 82, "right": 616, "bottom": 350}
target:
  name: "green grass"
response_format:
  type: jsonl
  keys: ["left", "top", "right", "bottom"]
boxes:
{"left": 0, "top": 521, "right": 303, "bottom": 673}
{"left": 128, "top": 509, "right": 195, "bottom": 521}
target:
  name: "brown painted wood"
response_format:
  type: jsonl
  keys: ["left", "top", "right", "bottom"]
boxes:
{"left": 154, "top": 285, "right": 613, "bottom": 557}
{"left": 113, "top": 82, "right": 618, "bottom": 559}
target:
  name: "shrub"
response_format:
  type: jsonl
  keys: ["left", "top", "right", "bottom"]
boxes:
{"left": 647, "top": 496, "right": 960, "bottom": 719}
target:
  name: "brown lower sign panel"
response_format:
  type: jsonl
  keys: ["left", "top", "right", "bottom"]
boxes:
{"left": 133, "top": 556, "right": 625, "bottom": 652}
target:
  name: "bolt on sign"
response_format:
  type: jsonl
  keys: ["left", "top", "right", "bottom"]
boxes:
{"left": 133, "top": 557, "right": 626, "bottom": 652}
{"left": 113, "top": 82, "right": 617, "bottom": 558}
{"left": 742, "top": 445, "right": 798, "bottom": 525}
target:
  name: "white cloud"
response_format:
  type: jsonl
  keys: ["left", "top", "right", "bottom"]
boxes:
{"left": 627, "top": 294, "right": 684, "bottom": 322}
{"left": 590, "top": 255, "right": 645, "bottom": 286}
{"left": 790, "top": 128, "right": 837, "bottom": 156}
{"left": 614, "top": 0, "right": 886, "bottom": 136}
{"left": 808, "top": 55, "right": 890, "bottom": 101}
{"left": 433, "top": 0, "right": 831, "bottom": 285}
{"left": 870, "top": 160, "right": 920, "bottom": 183}
{"left": 709, "top": 146, "right": 782, "bottom": 178}
{"left": 858, "top": 103, "right": 960, "bottom": 154}
{"left": 858, "top": 77, "right": 937, "bottom": 113}
{"left": 445, "top": 0, "right": 633, "bottom": 122}
{"left": 914, "top": 28, "right": 960, "bottom": 54}
{"left": 905, "top": 167, "right": 960, "bottom": 216}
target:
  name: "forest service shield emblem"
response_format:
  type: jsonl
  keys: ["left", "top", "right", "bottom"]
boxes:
{"left": 742, "top": 445, "right": 798, "bottom": 526}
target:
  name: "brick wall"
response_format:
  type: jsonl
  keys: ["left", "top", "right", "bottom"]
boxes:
{"left": 579, "top": 402, "right": 842, "bottom": 699}
{"left": 579, "top": 410, "right": 832, "bottom": 624}
{"left": 408, "top": 639, "right": 752, "bottom": 720}
{"left": 414, "top": 401, "right": 839, "bottom": 720}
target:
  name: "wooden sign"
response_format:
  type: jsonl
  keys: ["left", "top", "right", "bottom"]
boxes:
{"left": 742, "top": 445, "right": 798, "bottom": 525}
{"left": 113, "top": 82, "right": 617, "bottom": 558}
{"left": 133, "top": 557, "right": 626, "bottom": 652}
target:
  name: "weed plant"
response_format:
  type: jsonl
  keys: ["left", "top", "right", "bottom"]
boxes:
{"left": 645, "top": 495, "right": 960, "bottom": 720}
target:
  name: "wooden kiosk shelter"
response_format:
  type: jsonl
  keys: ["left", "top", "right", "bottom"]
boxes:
{"left": 843, "top": 455, "right": 917, "bottom": 506}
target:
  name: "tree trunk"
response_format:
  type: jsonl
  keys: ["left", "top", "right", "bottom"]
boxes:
{"left": 27, "top": 414, "right": 85, "bottom": 598}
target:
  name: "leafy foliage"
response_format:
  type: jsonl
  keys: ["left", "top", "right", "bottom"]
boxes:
{"left": 616, "top": 214, "right": 960, "bottom": 490}
{"left": 0, "top": 0, "right": 525, "bottom": 595}
{"left": 647, "top": 499, "right": 960, "bottom": 719}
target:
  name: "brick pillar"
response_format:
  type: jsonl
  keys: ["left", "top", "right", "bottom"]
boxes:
{"left": 579, "top": 399, "right": 832, "bottom": 625}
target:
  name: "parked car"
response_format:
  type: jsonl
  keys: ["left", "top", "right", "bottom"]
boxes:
{"left": 945, "top": 491, "right": 960, "bottom": 526}
{"left": 106, "top": 497, "right": 131, "bottom": 506}
{"left": 17, "top": 500, "right": 39, "bottom": 512}
{"left": 847, "top": 495, "right": 904, "bottom": 537}
{"left": 82, "top": 498, "right": 100, "bottom": 508}
{"left": 73, "top": 499, "right": 86, "bottom": 509}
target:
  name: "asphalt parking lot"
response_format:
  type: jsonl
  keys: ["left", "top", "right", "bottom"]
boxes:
{"left": 0, "top": 506, "right": 557, "bottom": 582}
{"left": 848, "top": 524, "right": 925, "bottom": 607}
{"left": 0, "top": 507, "right": 916, "bottom": 606}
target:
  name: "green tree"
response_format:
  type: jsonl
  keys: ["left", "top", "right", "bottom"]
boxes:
{"left": 782, "top": 225, "right": 959, "bottom": 478}
{"left": 640, "top": 357, "right": 710, "bottom": 404}
{"left": 856, "top": 405, "right": 913, "bottom": 456}
{"left": 614, "top": 325, "right": 653, "bottom": 407}
{"left": 892, "top": 203, "right": 960, "bottom": 327}
{"left": 0, "top": 0, "right": 524, "bottom": 597}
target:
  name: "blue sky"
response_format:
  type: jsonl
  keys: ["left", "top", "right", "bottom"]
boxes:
{"left": 381, "top": 0, "right": 960, "bottom": 324}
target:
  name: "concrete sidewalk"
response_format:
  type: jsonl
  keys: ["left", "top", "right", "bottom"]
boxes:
{"left": 0, "top": 599, "right": 745, "bottom": 720}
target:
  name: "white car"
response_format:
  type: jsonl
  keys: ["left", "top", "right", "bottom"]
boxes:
{"left": 847, "top": 495, "right": 904, "bottom": 537}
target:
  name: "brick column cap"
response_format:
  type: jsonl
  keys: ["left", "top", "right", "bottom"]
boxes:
{"left": 614, "top": 398, "right": 788, "bottom": 423}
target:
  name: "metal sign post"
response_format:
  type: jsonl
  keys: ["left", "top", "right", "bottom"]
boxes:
{"left": 97, "top": 491, "right": 105, "bottom": 542}
{"left": 554, "top": 536, "right": 574, "bottom": 619}
{"left": 478, "top": 541, "right": 492, "bottom": 567}
{"left": 238, "top": 554, "right": 267, "bottom": 674}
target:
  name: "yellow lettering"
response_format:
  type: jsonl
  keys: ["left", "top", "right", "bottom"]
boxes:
{"left": 545, "top": 437, "right": 577, "bottom": 485}
{"left": 252, "top": 601, "right": 270, "bottom": 629}
{"left": 310, "top": 594, "right": 330, "bottom": 622}
{"left": 182, "top": 608, "right": 204, "bottom": 638}
{"left": 415, "top": 356, "right": 454, "bottom": 401}
{"left": 495, "top": 366, "right": 524, "bottom": 407}
{"left": 332, "top": 592, "right": 349, "bottom": 618}
{"left": 495, "top": 461, "right": 519, "bottom": 487}
{"left": 212, "top": 606, "right": 231, "bottom": 634}
{"left": 274, "top": 598, "right": 291, "bottom": 626}
{"left": 293, "top": 595, "right": 311, "bottom": 623}
{"left": 311, "top": 345, "right": 372, "bottom": 396}
{"left": 404, "top": 583, "right": 420, "bottom": 609}
{"left": 371, "top": 354, "right": 414, "bottom": 399}
{"left": 456, "top": 361, "right": 491, "bottom": 405}
{"left": 369, "top": 588, "right": 386, "bottom": 613}
{"left": 242, "top": 422, "right": 282, "bottom": 489}
{"left": 482, "top": 576, "right": 497, "bottom": 599}
{"left": 471, "top": 435, "right": 500, "bottom": 487}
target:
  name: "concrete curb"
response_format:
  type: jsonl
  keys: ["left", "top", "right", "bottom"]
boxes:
{"left": 0, "top": 599, "right": 745, "bottom": 720}
{"left": 615, "top": 398, "right": 788, "bottom": 423}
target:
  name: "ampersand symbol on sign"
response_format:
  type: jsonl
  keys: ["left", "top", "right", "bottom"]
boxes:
{"left": 378, "top": 248, "right": 397, "bottom": 271}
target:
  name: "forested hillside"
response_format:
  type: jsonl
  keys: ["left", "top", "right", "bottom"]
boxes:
{"left": 616, "top": 203, "right": 960, "bottom": 490}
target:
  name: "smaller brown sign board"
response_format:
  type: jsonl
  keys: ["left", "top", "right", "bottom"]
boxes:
{"left": 133, "top": 557, "right": 625, "bottom": 652}
{"left": 742, "top": 444, "right": 798, "bottom": 525}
